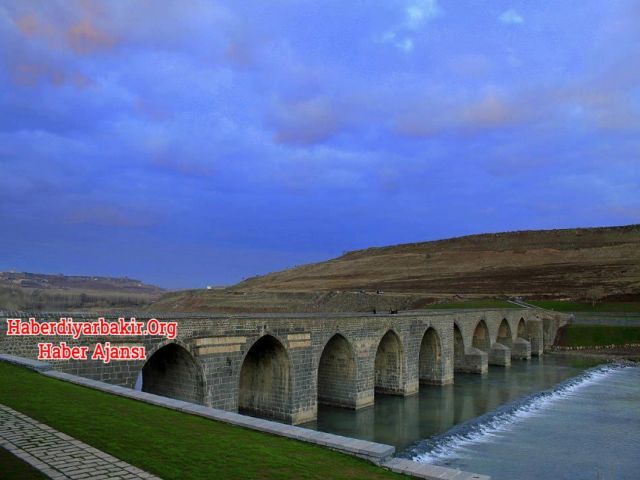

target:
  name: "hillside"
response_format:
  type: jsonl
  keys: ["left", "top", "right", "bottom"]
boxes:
{"left": 0, "top": 272, "right": 165, "bottom": 311}
{"left": 151, "top": 225, "right": 640, "bottom": 313}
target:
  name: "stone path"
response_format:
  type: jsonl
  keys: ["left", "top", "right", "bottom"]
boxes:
{"left": 0, "top": 404, "right": 161, "bottom": 480}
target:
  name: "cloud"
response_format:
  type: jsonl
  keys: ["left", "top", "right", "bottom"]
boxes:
{"left": 152, "top": 154, "right": 216, "bottom": 178}
{"left": 225, "top": 38, "right": 254, "bottom": 67}
{"left": 65, "top": 204, "right": 161, "bottom": 228}
{"left": 2, "top": 0, "right": 640, "bottom": 288}
{"left": 460, "top": 91, "right": 519, "bottom": 130}
{"left": 447, "top": 54, "right": 490, "bottom": 77}
{"left": 573, "top": 90, "right": 640, "bottom": 131}
{"left": 381, "top": 32, "right": 415, "bottom": 52}
{"left": 393, "top": 89, "right": 522, "bottom": 137}
{"left": 378, "top": 168, "right": 401, "bottom": 193}
{"left": 499, "top": 9, "right": 524, "bottom": 25}
{"left": 66, "top": 18, "right": 118, "bottom": 54}
{"left": 134, "top": 99, "right": 171, "bottom": 122}
{"left": 10, "top": 61, "right": 93, "bottom": 89}
{"left": 382, "top": 0, "right": 442, "bottom": 52}
{"left": 269, "top": 97, "right": 344, "bottom": 146}
{"left": 12, "top": 7, "right": 119, "bottom": 55}
{"left": 405, "top": 0, "right": 441, "bottom": 30}
{"left": 15, "top": 14, "right": 42, "bottom": 37}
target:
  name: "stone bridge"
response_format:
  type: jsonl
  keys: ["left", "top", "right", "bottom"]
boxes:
{"left": 0, "top": 309, "right": 570, "bottom": 425}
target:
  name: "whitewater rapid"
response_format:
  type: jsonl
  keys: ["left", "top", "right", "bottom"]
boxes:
{"left": 409, "top": 363, "right": 629, "bottom": 464}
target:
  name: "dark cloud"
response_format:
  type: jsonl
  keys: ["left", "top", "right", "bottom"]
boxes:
{"left": 1, "top": 0, "right": 638, "bottom": 288}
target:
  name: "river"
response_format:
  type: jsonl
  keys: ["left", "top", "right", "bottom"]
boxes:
{"left": 304, "top": 355, "right": 640, "bottom": 479}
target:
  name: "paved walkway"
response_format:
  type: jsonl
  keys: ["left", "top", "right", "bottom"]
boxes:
{"left": 0, "top": 404, "right": 161, "bottom": 480}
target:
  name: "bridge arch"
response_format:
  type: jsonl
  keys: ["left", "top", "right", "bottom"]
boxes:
{"left": 317, "top": 333, "right": 356, "bottom": 408}
{"left": 419, "top": 327, "right": 442, "bottom": 384}
{"left": 453, "top": 322, "right": 465, "bottom": 371}
{"left": 497, "top": 318, "right": 513, "bottom": 347}
{"left": 142, "top": 341, "right": 205, "bottom": 404}
{"left": 472, "top": 320, "right": 490, "bottom": 352}
{"left": 374, "top": 329, "right": 405, "bottom": 394}
{"left": 238, "top": 334, "right": 291, "bottom": 421}
{"left": 517, "top": 317, "right": 527, "bottom": 338}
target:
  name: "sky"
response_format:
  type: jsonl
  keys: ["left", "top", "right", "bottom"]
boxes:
{"left": 1, "top": 0, "right": 639, "bottom": 289}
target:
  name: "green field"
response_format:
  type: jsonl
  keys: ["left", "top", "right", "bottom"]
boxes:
{"left": 425, "top": 300, "right": 518, "bottom": 309}
{"left": 0, "top": 363, "right": 401, "bottom": 480}
{"left": 528, "top": 300, "right": 640, "bottom": 313}
{"left": 557, "top": 325, "right": 640, "bottom": 347}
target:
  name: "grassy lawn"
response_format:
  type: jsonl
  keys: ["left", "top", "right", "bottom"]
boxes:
{"left": 0, "top": 363, "right": 402, "bottom": 480}
{"left": 558, "top": 325, "right": 640, "bottom": 347}
{"left": 425, "top": 299, "right": 518, "bottom": 309}
{"left": 528, "top": 300, "right": 640, "bottom": 313}
{"left": 1, "top": 448, "right": 48, "bottom": 480}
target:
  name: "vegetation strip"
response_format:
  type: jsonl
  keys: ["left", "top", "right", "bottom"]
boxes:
{"left": 556, "top": 325, "right": 640, "bottom": 347}
{"left": 0, "top": 361, "right": 404, "bottom": 480}
{"left": 36, "top": 370, "right": 395, "bottom": 463}
{"left": 527, "top": 301, "right": 640, "bottom": 313}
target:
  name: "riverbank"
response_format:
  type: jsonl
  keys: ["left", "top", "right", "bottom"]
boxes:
{"left": 528, "top": 300, "right": 640, "bottom": 313}
{"left": 550, "top": 346, "right": 640, "bottom": 363}
{"left": 0, "top": 362, "right": 403, "bottom": 480}
{"left": 554, "top": 323, "right": 640, "bottom": 347}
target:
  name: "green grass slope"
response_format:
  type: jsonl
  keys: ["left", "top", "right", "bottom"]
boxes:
{"left": 0, "top": 363, "right": 401, "bottom": 480}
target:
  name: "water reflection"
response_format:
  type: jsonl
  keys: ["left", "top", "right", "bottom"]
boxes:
{"left": 303, "top": 355, "right": 585, "bottom": 450}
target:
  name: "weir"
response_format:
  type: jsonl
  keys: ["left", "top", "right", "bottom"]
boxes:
{"left": 0, "top": 308, "right": 570, "bottom": 425}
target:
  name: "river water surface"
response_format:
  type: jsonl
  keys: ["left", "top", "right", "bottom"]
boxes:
{"left": 304, "top": 355, "right": 640, "bottom": 479}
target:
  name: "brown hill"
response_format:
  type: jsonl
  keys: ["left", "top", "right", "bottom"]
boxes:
{"left": 0, "top": 272, "right": 165, "bottom": 311}
{"left": 151, "top": 225, "right": 640, "bottom": 313}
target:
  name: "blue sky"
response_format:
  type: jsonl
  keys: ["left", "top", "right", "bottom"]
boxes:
{"left": 1, "top": 0, "right": 639, "bottom": 288}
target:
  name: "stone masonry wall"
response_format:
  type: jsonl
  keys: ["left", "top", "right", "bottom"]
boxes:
{"left": 0, "top": 308, "right": 567, "bottom": 424}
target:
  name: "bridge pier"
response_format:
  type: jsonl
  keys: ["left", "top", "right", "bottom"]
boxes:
{"left": 463, "top": 319, "right": 491, "bottom": 373}
{"left": 487, "top": 318, "right": 513, "bottom": 367}
{"left": 527, "top": 319, "right": 544, "bottom": 356}
{"left": 511, "top": 337, "right": 531, "bottom": 360}
{"left": 489, "top": 343, "right": 511, "bottom": 367}
{"left": 353, "top": 389, "right": 375, "bottom": 409}
{"left": 456, "top": 347, "right": 488, "bottom": 374}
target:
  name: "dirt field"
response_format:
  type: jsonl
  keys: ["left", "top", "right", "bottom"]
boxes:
{"left": 0, "top": 272, "right": 164, "bottom": 311}
{"left": 151, "top": 225, "right": 640, "bottom": 313}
